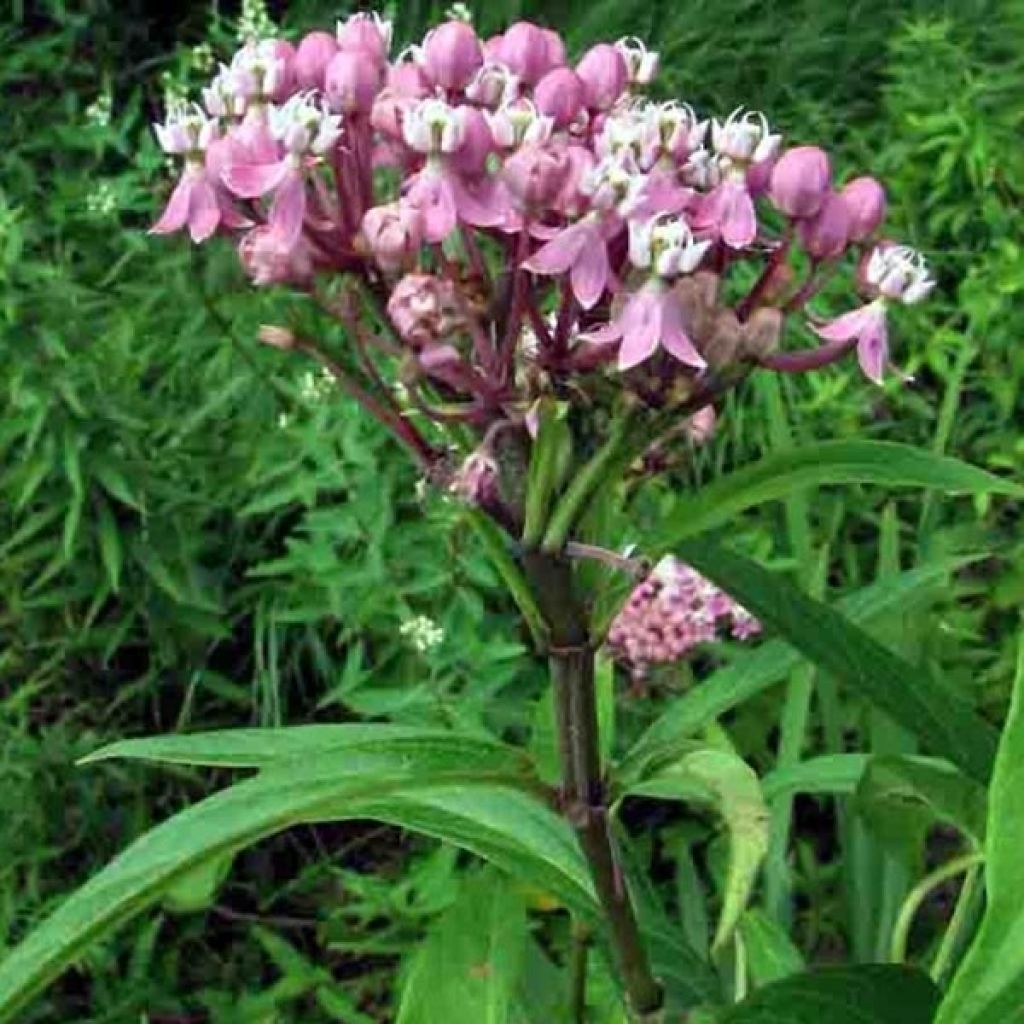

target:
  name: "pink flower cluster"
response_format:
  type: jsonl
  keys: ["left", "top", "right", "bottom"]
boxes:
{"left": 150, "top": 12, "right": 934, "bottom": 408}
{"left": 607, "top": 557, "right": 761, "bottom": 677}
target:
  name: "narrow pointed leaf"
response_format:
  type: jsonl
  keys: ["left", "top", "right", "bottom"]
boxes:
{"left": 936, "top": 639, "right": 1024, "bottom": 1024}
{"left": 655, "top": 440, "right": 1023, "bottom": 546}
{"left": 672, "top": 540, "right": 998, "bottom": 783}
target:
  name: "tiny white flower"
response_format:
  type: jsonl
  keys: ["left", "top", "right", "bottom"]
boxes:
{"left": 446, "top": 2, "right": 473, "bottom": 23}
{"left": 465, "top": 60, "right": 519, "bottom": 110}
{"left": 153, "top": 102, "right": 218, "bottom": 158}
{"left": 268, "top": 92, "right": 343, "bottom": 156}
{"left": 486, "top": 99, "right": 553, "bottom": 150}
{"left": 400, "top": 615, "right": 444, "bottom": 653}
{"left": 629, "top": 215, "right": 711, "bottom": 276}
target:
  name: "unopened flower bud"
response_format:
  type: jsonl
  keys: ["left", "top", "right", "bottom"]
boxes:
{"left": 504, "top": 143, "right": 571, "bottom": 207}
{"left": 798, "top": 190, "right": 851, "bottom": 261}
{"left": 337, "top": 12, "right": 392, "bottom": 64}
{"left": 534, "top": 68, "right": 585, "bottom": 128}
{"left": 361, "top": 202, "right": 424, "bottom": 271}
{"left": 769, "top": 146, "right": 831, "bottom": 218}
{"left": 239, "top": 226, "right": 314, "bottom": 286}
{"left": 496, "top": 22, "right": 563, "bottom": 85}
{"left": 576, "top": 44, "right": 628, "bottom": 111}
{"left": 840, "top": 176, "right": 887, "bottom": 242}
{"left": 422, "top": 21, "right": 484, "bottom": 91}
{"left": 294, "top": 31, "right": 338, "bottom": 91}
{"left": 686, "top": 405, "right": 716, "bottom": 444}
{"left": 326, "top": 50, "right": 384, "bottom": 114}
{"left": 265, "top": 40, "right": 297, "bottom": 102}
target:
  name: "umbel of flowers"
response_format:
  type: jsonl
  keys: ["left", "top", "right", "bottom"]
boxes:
{"left": 150, "top": 12, "right": 933, "bottom": 670}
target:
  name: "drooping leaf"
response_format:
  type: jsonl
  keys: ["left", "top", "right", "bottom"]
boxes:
{"left": 936, "top": 639, "right": 1024, "bottom": 1024}
{"left": 670, "top": 540, "right": 998, "bottom": 783}
{"left": 625, "top": 749, "right": 769, "bottom": 955}
{"left": 623, "top": 558, "right": 974, "bottom": 782}
{"left": 719, "top": 964, "right": 941, "bottom": 1023}
{"left": 397, "top": 870, "right": 529, "bottom": 1024}
{"left": 0, "top": 750, "right": 594, "bottom": 1024}
{"left": 655, "top": 440, "right": 1023, "bottom": 547}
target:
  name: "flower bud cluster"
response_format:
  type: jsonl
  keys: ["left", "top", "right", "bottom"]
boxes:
{"left": 607, "top": 557, "right": 761, "bottom": 677}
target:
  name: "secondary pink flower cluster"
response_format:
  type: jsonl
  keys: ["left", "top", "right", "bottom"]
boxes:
{"left": 607, "top": 557, "right": 761, "bottom": 677}
{"left": 149, "top": 11, "right": 935, "bottom": 409}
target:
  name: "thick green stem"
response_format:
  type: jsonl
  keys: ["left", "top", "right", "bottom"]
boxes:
{"left": 524, "top": 551, "right": 663, "bottom": 1019}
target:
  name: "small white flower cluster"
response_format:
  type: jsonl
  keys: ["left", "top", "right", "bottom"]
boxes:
{"left": 86, "top": 181, "right": 118, "bottom": 217}
{"left": 85, "top": 91, "right": 112, "bottom": 128}
{"left": 299, "top": 368, "right": 334, "bottom": 403}
{"left": 446, "top": 2, "right": 473, "bottom": 22}
{"left": 400, "top": 615, "right": 445, "bottom": 652}
{"left": 237, "top": 0, "right": 276, "bottom": 43}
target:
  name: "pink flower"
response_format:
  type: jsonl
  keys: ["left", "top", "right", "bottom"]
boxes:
{"left": 841, "top": 176, "right": 887, "bottom": 241}
{"left": 694, "top": 178, "right": 757, "bottom": 248}
{"left": 810, "top": 300, "right": 888, "bottom": 382}
{"left": 810, "top": 244, "right": 933, "bottom": 382}
{"left": 582, "top": 280, "right": 705, "bottom": 370}
{"left": 524, "top": 216, "right": 612, "bottom": 309}
{"left": 387, "top": 273, "right": 463, "bottom": 346}
{"left": 150, "top": 104, "right": 246, "bottom": 242}
{"left": 238, "top": 225, "right": 315, "bottom": 286}
{"left": 769, "top": 146, "right": 831, "bottom": 218}
{"left": 403, "top": 163, "right": 507, "bottom": 241}
{"left": 361, "top": 202, "right": 424, "bottom": 271}
{"left": 422, "top": 21, "right": 483, "bottom": 91}
{"left": 222, "top": 94, "right": 342, "bottom": 248}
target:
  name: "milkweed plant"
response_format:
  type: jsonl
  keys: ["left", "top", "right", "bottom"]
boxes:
{"left": 2, "top": 7, "right": 1022, "bottom": 1024}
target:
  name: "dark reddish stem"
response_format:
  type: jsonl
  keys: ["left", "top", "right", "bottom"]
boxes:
{"left": 736, "top": 224, "right": 793, "bottom": 321}
{"left": 758, "top": 335, "right": 857, "bottom": 373}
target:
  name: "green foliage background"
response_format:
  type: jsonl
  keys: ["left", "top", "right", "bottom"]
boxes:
{"left": 1, "top": 0, "right": 1021, "bottom": 1020}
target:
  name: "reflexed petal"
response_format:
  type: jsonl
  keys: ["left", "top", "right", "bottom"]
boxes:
{"left": 579, "top": 320, "right": 623, "bottom": 346}
{"left": 187, "top": 177, "right": 221, "bottom": 243}
{"left": 149, "top": 174, "right": 195, "bottom": 235}
{"left": 856, "top": 312, "right": 890, "bottom": 384}
{"left": 660, "top": 291, "right": 705, "bottom": 368}
{"left": 524, "top": 223, "right": 588, "bottom": 275}
{"left": 222, "top": 159, "right": 291, "bottom": 198}
{"left": 720, "top": 180, "right": 757, "bottom": 248}
{"left": 571, "top": 236, "right": 609, "bottom": 310}
{"left": 618, "top": 288, "right": 663, "bottom": 370}
{"left": 268, "top": 171, "right": 307, "bottom": 248}
{"left": 810, "top": 302, "right": 881, "bottom": 343}
{"left": 452, "top": 174, "right": 508, "bottom": 228}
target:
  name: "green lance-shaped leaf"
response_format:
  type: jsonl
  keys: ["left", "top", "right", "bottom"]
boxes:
{"left": 761, "top": 754, "right": 870, "bottom": 802}
{"left": 653, "top": 440, "right": 1023, "bottom": 548}
{"left": 738, "top": 909, "right": 805, "bottom": 988}
{"left": 936, "top": 638, "right": 1024, "bottom": 1024}
{"left": 622, "top": 557, "right": 978, "bottom": 783}
{"left": 718, "top": 964, "right": 941, "bottom": 1024}
{"left": 623, "top": 748, "right": 769, "bottom": 955}
{"left": 0, "top": 748, "right": 595, "bottom": 1024}
{"left": 80, "top": 723, "right": 528, "bottom": 773}
{"left": 397, "top": 869, "right": 529, "bottom": 1024}
{"left": 669, "top": 540, "right": 999, "bottom": 783}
